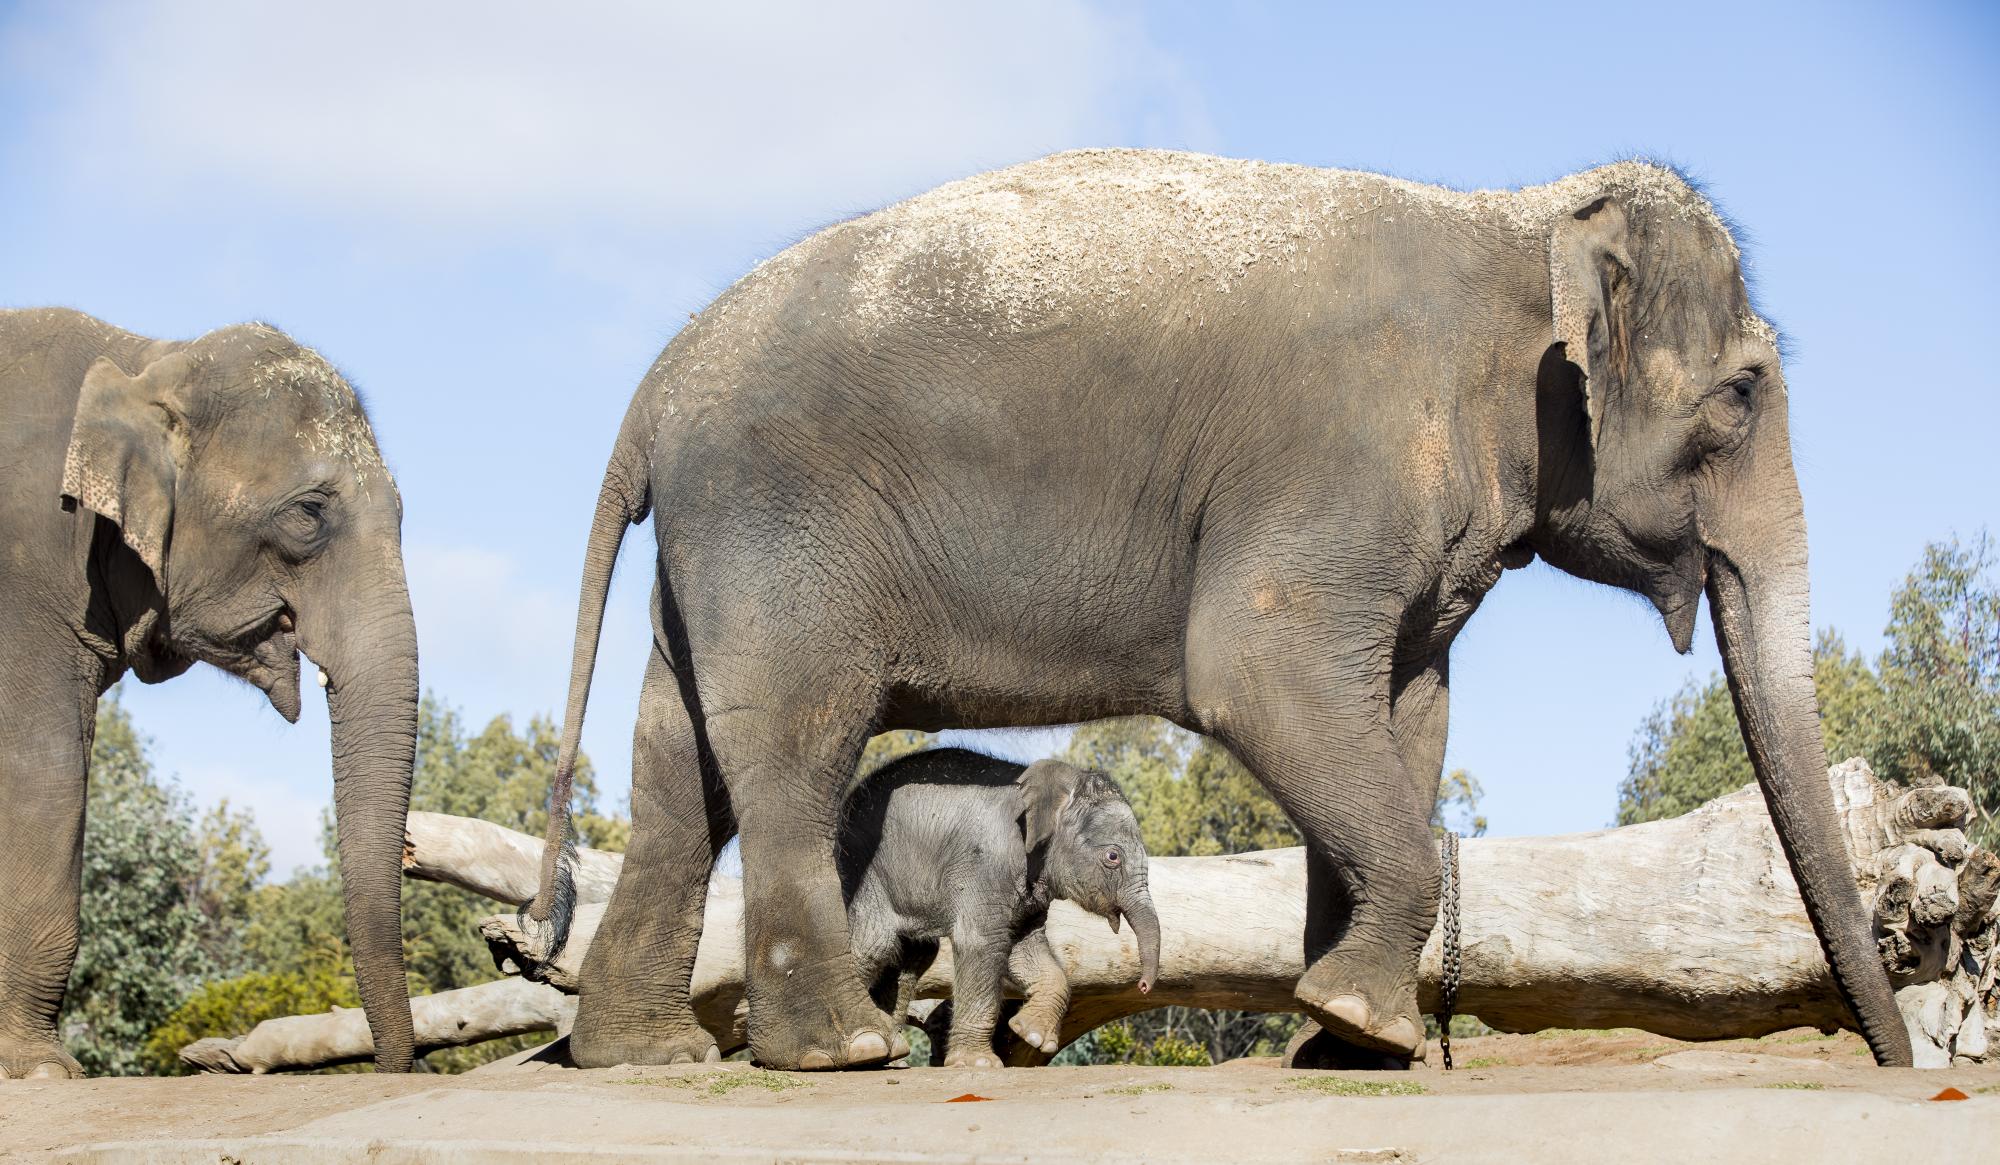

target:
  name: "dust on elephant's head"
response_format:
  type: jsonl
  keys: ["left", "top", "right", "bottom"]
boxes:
{"left": 60, "top": 324, "right": 403, "bottom": 720}
{"left": 1535, "top": 172, "right": 1790, "bottom": 654}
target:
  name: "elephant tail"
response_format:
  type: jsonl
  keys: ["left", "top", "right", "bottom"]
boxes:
{"left": 521, "top": 393, "right": 654, "bottom": 969}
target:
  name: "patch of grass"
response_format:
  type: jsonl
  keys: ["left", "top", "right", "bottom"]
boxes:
{"left": 1106, "top": 1082, "right": 1174, "bottom": 1096}
{"left": 1974, "top": 1082, "right": 2000, "bottom": 1095}
{"left": 1289, "top": 1076, "right": 1427, "bottom": 1097}
{"left": 1761, "top": 1081, "right": 1824, "bottom": 1091}
{"left": 1627, "top": 1046, "right": 1672, "bottom": 1060}
{"left": 616, "top": 1069, "right": 809, "bottom": 1098}
{"left": 1461, "top": 1057, "right": 1507, "bottom": 1069}
{"left": 1773, "top": 1030, "right": 1839, "bottom": 1044}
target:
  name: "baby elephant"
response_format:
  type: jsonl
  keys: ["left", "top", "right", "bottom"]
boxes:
{"left": 839, "top": 748, "right": 1162, "bottom": 1067}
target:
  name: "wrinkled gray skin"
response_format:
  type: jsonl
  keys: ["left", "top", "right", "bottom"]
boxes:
{"left": 528, "top": 150, "right": 1911, "bottom": 1070}
{"left": 840, "top": 749, "right": 1160, "bottom": 1067}
{"left": 0, "top": 309, "right": 418, "bottom": 1077}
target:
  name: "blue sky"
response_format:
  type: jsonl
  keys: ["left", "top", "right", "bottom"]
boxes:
{"left": 2, "top": 1, "right": 1993, "bottom": 875}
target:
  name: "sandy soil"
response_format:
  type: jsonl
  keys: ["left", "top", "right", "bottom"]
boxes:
{"left": 4, "top": 1029, "right": 1996, "bottom": 1163}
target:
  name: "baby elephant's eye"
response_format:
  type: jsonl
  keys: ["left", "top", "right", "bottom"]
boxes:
{"left": 1101, "top": 846, "right": 1122, "bottom": 869}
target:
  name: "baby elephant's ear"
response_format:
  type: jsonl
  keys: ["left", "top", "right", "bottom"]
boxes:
{"left": 1018, "top": 759, "right": 1082, "bottom": 856}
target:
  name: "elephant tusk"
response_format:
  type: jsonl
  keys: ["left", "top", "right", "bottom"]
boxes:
{"left": 317, "top": 668, "right": 331, "bottom": 689}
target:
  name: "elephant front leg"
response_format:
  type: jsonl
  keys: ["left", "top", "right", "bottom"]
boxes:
{"left": 571, "top": 639, "right": 734, "bottom": 1068}
{"left": 1004, "top": 927, "right": 1070, "bottom": 1056}
{"left": 0, "top": 676, "right": 91, "bottom": 1081}
{"left": 1288, "top": 651, "right": 1454, "bottom": 1069}
{"left": 1189, "top": 598, "right": 1437, "bottom": 1063}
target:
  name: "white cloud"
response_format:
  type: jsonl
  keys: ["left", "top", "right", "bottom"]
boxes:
{"left": 15, "top": 0, "right": 1210, "bottom": 226}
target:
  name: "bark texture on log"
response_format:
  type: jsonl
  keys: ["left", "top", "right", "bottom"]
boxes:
{"left": 193, "top": 760, "right": 2000, "bottom": 1071}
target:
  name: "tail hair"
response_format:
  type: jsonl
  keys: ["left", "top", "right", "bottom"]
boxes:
{"left": 518, "top": 787, "right": 580, "bottom": 976}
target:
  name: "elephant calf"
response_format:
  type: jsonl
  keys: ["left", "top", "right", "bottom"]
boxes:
{"left": 838, "top": 748, "right": 1160, "bottom": 1068}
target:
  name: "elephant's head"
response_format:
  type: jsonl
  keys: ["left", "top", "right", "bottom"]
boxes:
{"left": 1019, "top": 759, "right": 1160, "bottom": 993}
{"left": 1527, "top": 166, "right": 1911, "bottom": 1065}
{"left": 61, "top": 324, "right": 417, "bottom": 1071}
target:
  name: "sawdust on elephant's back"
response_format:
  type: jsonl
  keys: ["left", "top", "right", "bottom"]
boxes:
{"left": 653, "top": 149, "right": 1768, "bottom": 412}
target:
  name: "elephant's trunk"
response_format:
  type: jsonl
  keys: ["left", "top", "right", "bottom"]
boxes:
{"left": 1119, "top": 883, "right": 1162, "bottom": 994}
{"left": 299, "top": 544, "right": 419, "bottom": 1072}
{"left": 1707, "top": 540, "right": 1911, "bottom": 1066}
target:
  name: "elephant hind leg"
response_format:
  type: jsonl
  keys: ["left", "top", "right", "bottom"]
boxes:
{"left": 1005, "top": 927, "right": 1070, "bottom": 1057}
{"left": 570, "top": 613, "right": 734, "bottom": 1069}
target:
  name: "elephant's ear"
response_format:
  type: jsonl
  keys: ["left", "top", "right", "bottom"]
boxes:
{"left": 1549, "top": 196, "right": 1635, "bottom": 449}
{"left": 1018, "top": 759, "right": 1082, "bottom": 858}
{"left": 62, "top": 353, "right": 191, "bottom": 581}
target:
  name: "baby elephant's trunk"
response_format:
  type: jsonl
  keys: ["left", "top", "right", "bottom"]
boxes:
{"left": 1120, "top": 885, "right": 1162, "bottom": 993}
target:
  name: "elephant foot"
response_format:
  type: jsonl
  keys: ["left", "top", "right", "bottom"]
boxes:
{"left": 1295, "top": 966, "right": 1426, "bottom": 1062}
{"left": 570, "top": 1017, "right": 721, "bottom": 1069}
{"left": 942, "top": 1044, "right": 1003, "bottom": 1069}
{"left": 1006, "top": 1005, "right": 1065, "bottom": 1055}
{"left": 0, "top": 1038, "right": 82, "bottom": 1080}
{"left": 747, "top": 968, "right": 907, "bottom": 1071}
{"left": 1282, "top": 1019, "right": 1417, "bottom": 1071}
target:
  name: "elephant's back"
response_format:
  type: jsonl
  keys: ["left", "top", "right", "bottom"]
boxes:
{"left": 640, "top": 149, "right": 1520, "bottom": 427}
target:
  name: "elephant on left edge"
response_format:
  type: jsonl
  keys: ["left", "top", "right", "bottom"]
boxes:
{"left": 0, "top": 308, "right": 419, "bottom": 1078}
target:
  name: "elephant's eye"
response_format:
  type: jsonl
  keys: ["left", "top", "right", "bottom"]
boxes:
{"left": 1102, "top": 846, "right": 1122, "bottom": 869}
{"left": 276, "top": 494, "right": 332, "bottom": 551}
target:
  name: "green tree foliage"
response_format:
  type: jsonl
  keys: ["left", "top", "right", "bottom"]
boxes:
{"left": 189, "top": 800, "right": 270, "bottom": 975}
{"left": 1057, "top": 717, "right": 1487, "bottom": 1063}
{"left": 62, "top": 691, "right": 215, "bottom": 1076}
{"left": 1869, "top": 533, "right": 2000, "bottom": 845}
{"left": 1617, "top": 631, "right": 1883, "bottom": 826}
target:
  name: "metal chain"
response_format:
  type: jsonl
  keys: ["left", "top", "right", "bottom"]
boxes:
{"left": 1438, "top": 830, "right": 1461, "bottom": 1071}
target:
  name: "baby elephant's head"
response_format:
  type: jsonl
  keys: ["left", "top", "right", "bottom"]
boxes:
{"left": 1018, "top": 759, "right": 1161, "bottom": 993}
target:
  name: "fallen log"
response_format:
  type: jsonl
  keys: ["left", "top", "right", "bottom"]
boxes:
{"left": 193, "top": 758, "right": 1999, "bottom": 1071}
{"left": 177, "top": 977, "right": 568, "bottom": 1074}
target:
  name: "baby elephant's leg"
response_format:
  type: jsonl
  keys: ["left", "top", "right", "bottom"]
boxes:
{"left": 1005, "top": 927, "right": 1070, "bottom": 1055}
{"left": 943, "top": 921, "right": 1010, "bottom": 1068}
{"left": 890, "top": 939, "right": 939, "bottom": 1025}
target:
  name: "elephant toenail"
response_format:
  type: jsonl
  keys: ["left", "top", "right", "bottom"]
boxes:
{"left": 890, "top": 1032, "right": 910, "bottom": 1060}
{"left": 847, "top": 1031, "right": 889, "bottom": 1062}
{"left": 1026, "top": 1030, "right": 1042, "bottom": 1045}
{"left": 703, "top": 1045, "right": 722, "bottom": 1064}
{"left": 1382, "top": 1017, "right": 1425, "bottom": 1058}
{"left": 1322, "top": 994, "right": 1372, "bottom": 1032}
{"left": 26, "top": 1063, "right": 66, "bottom": 1080}
{"left": 798, "top": 1050, "right": 835, "bottom": 1070}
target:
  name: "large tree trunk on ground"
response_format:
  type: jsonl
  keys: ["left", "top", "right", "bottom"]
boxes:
{"left": 191, "top": 759, "right": 1999, "bottom": 1073}
{"left": 178, "top": 977, "right": 567, "bottom": 1074}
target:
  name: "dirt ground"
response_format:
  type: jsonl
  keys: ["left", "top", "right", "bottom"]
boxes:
{"left": 4, "top": 1028, "right": 1996, "bottom": 1163}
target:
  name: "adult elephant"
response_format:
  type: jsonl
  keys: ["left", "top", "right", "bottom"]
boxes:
{"left": 526, "top": 150, "right": 1911, "bottom": 1069}
{"left": 0, "top": 309, "right": 418, "bottom": 1077}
